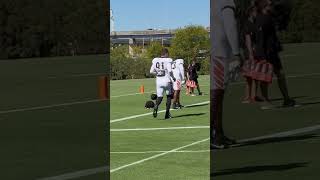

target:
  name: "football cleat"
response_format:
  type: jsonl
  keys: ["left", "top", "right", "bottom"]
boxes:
{"left": 172, "top": 103, "right": 178, "bottom": 109}
{"left": 282, "top": 99, "right": 296, "bottom": 107}
{"left": 222, "top": 136, "right": 237, "bottom": 145}
{"left": 164, "top": 112, "right": 172, "bottom": 119}
{"left": 210, "top": 138, "right": 227, "bottom": 149}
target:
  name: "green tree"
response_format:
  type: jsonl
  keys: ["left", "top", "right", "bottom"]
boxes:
{"left": 170, "top": 25, "right": 209, "bottom": 64}
{"left": 145, "top": 41, "right": 163, "bottom": 59}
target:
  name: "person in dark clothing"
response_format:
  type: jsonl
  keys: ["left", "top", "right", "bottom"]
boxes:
{"left": 188, "top": 60, "right": 202, "bottom": 96}
{"left": 254, "top": 0, "right": 296, "bottom": 108}
{"left": 242, "top": 5, "right": 265, "bottom": 103}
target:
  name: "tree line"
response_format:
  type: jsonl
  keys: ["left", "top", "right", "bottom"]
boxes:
{"left": 0, "top": 0, "right": 108, "bottom": 59}
{"left": 110, "top": 26, "right": 210, "bottom": 80}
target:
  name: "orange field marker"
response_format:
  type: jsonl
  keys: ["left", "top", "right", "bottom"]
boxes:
{"left": 99, "top": 76, "right": 109, "bottom": 100}
{"left": 139, "top": 85, "right": 145, "bottom": 94}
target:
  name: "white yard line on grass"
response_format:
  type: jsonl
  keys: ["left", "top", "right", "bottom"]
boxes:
{"left": 111, "top": 91, "right": 152, "bottom": 98}
{"left": 111, "top": 126, "right": 209, "bottom": 132}
{"left": 110, "top": 101, "right": 209, "bottom": 124}
{"left": 37, "top": 124, "right": 320, "bottom": 179}
{"left": 0, "top": 99, "right": 105, "bottom": 114}
{"left": 48, "top": 73, "right": 106, "bottom": 79}
{"left": 111, "top": 72, "right": 320, "bottom": 98}
{"left": 110, "top": 138, "right": 210, "bottom": 173}
{"left": 111, "top": 150, "right": 210, "bottom": 154}
{"left": 235, "top": 124, "right": 320, "bottom": 145}
{"left": 36, "top": 166, "right": 109, "bottom": 180}
{"left": 1, "top": 72, "right": 319, "bottom": 115}
{"left": 37, "top": 138, "right": 209, "bottom": 180}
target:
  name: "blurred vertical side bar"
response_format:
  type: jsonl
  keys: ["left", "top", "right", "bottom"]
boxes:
{"left": 105, "top": 0, "right": 111, "bottom": 179}
{"left": 210, "top": 0, "right": 214, "bottom": 179}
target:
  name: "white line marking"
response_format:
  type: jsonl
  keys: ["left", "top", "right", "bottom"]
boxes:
{"left": 111, "top": 126, "right": 209, "bottom": 132}
{"left": 236, "top": 124, "right": 320, "bottom": 145}
{"left": 37, "top": 138, "right": 209, "bottom": 180}
{"left": 111, "top": 150, "right": 210, "bottom": 154}
{"left": 2, "top": 72, "right": 318, "bottom": 114}
{"left": 110, "top": 138, "right": 210, "bottom": 173}
{"left": 37, "top": 124, "right": 320, "bottom": 179}
{"left": 110, "top": 101, "right": 209, "bottom": 123}
{"left": 111, "top": 92, "right": 152, "bottom": 98}
{"left": 48, "top": 73, "right": 106, "bottom": 79}
{"left": 0, "top": 99, "right": 105, "bottom": 114}
{"left": 37, "top": 166, "right": 109, "bottom": 180}
{"left": 110, "top": 72, "right": 320, "bottom": 98}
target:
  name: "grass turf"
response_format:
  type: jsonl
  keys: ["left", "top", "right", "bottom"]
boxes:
{"left": 111, "top": 43, "right": 320, "bottom": 180}
{"left": 0, "top": 55, "right": 108, "bottom": 179}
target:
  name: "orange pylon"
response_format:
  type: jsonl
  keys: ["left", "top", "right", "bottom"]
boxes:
{"left": 139, "top": 85, "right": 145, "bottom": 94}
{"left": 99, "top": 76, "right": 109, "bottom": 100}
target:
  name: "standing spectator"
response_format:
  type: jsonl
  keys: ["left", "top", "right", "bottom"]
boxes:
{"left": 188, "top": 59, "right": 202, "bottom": 96}
{"left": 255, "top": 0, "right": 296, "bottom": 108}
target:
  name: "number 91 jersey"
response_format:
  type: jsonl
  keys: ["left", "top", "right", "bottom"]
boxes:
{"left": 150, "top": 57, "right": 173, "bottom": 83}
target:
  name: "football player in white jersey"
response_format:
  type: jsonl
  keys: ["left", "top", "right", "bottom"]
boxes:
{"left": 211, "top": 0, "right": 241, "bottom": 149}
{"left": 172, "top": 58, "right": 185, "bottom": 109}
{"left": 150, "top": 48, "right": 176, "bottom": 119}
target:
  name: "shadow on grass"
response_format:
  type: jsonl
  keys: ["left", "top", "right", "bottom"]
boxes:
{"left": 211, "top": 162, "right": 309, "bottom": 177}
{"left": 234, "top": 134, "right": 319, "bottom": 148}
{"left": 269, "top": 96, "right": 307, "bottom": 102}
{"left": 184, "top": 103, "right": 209, "bottom": 109}
{"left": 173, "top": 113, "right": 206, "bottom": 118}
{"left": 300, "top": 101, "right": 320, "bottom": 106}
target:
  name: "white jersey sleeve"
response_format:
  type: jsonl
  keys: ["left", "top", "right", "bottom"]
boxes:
{"left": 178, "top": 59, "right": 185, "bottom": 80}
{"left": 167, "top": 58, "right": 173, "bottom": 73}
{"left": 150, "top": 58, "right": 157, "bottom": 75}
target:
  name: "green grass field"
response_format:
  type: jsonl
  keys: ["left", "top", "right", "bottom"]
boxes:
{"left": 1, "top": 43, "right": 319, "bottom": 180}
{"left": 111, "top": 43, "right": 320, "bottom": 180}
{"left": 0, "top": 55, "right": 108, "bottom": 179}
{"left": 213, "top": 43, "right": 320, "bottom": 180}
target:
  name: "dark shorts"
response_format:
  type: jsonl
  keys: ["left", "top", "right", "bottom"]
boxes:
{"left": 190, "top": 78, "right": 198, "bottom": 84}
{"left": 267, "top": 53, "right": 283, "bottom": 70}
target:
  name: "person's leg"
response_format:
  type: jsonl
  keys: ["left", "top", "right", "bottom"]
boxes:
{"left": 153, "top": 84, "right": 164, "bottom": 118}
{"left": 165, "top": 83, "right": 174, "bottom": 119}
{"left": 176, "top": 90, "right": 182, "bottom": 107}
{"left": 172, "top": 90, "right": 178, "bottom": 108}
{"left": 274, "top": 67, "right": 290, "bottom": 101}
{"left": 211, "top": 56, "right": 236, "bottom": 148}
{"left": 191, "top": 86, "right": 195, "bottom": 95}
{"left": 195, "top": 79, "right": 202, "bottom": 95}
{"left": 253, "top": 80, "right": 264, "bottom": 101}
{"left": 260, "top": 81, "right": 270, "bottom": 101}
{"left": 243, "top": 77, "right": 252, "bottom": 103}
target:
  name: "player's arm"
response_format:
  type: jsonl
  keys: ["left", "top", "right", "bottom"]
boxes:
{"left": 179, "top": 63, "right": 185, "bottom": 81}
{"left": 149, "top": 60, "right": 157, "bottom": 75}
{"left": 221, "top": 3, "right": 240, "bottom": 56}
{"left": 245, "top": 34, "right": 254, "bottom": 60}
{"left": 167, "top": 60, "right": 176, "bottom": 82}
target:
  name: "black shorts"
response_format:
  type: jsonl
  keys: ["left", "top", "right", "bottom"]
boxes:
{"left": 190, "top": 78, "right": 198, "bottom": 84}
{"left": 267, "top": 53, "right": 283, "bottom": 70}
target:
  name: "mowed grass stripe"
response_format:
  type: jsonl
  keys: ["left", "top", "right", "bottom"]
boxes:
{"left": 0, "top": 99, "right": 106, "bottom": 114}
{"left": 110, "top": 137, "right": 210, "bottom": 173}
{"left": 110, "top": 101, "right": 209, "bottom": 123}
{"left": 111, "top": 126, "right": 209, "bottom": 132}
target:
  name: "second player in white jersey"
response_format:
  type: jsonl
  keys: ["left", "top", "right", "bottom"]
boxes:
{"left": 172, "top": 59, "right": 185, "bottom": 91}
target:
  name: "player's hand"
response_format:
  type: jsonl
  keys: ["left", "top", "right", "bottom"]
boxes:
{"left": 172, "top": 77, "right": 176, "bottom": 82}
{"left": 228, "top": 55, "right": 242, "bottom": 83}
